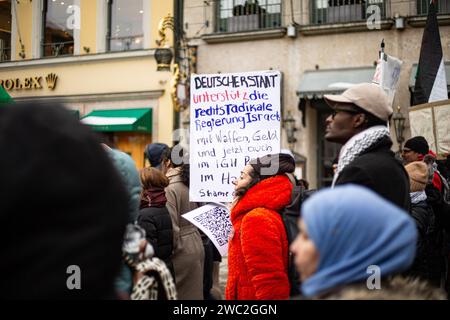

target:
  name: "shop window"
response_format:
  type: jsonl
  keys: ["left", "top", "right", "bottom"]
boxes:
{"left": 417, "top": 0, "right": 450, "bottom": 15}
{"left": 311, "top": 0, "right": 388, "bottom": 25}
{"left": 42, "top": 0, "right": 75, "bottom": 57}
{"left": 215, "top": 0, "right": 282, "bottom": 33}
{"left": 0, "top": 0, "right": 12, "bottom": 62}
{"left": 107, "top": 0, "right": 144, "bottom": 52}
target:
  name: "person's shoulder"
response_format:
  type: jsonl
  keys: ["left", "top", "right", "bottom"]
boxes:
{"left": 331, "top": 277, "right": 447, "bottom": 300}
{"left": 244, "top": 207, "right": 283, "bottom": 224}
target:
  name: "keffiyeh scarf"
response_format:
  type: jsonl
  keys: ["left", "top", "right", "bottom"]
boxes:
{"left": 131, "top": 257, "right": 177, "bottom": 300}
{"left": 332, "top": 126, "right": 391, "bottom": 187}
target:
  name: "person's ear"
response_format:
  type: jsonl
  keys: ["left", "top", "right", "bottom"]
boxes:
{"left": 353, "top": 113, "right": 367, "bottom": 128}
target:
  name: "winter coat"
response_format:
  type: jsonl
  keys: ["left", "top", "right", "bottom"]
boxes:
{"left": 165, "top": 167, "right": 205, "bottom": 300}
{"left": 137, "top": 206, "right": 175, "bottom": 278}
{"left": 335, "top": 136, "right": 410, "bottom": 210}
{"left": 226, "top": 175, "right": 292, "bottom": 300}
{"left": 407, "top": 200, "right": 444, "bottom": 287}
{"left": 107, "top": 148, "right": 141, "bottom": 297}
{"left": 299, "top": 276, "right": 447, "bottom": 300}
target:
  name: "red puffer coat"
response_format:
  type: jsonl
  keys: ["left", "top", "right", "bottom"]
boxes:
{"left": 226, "top": 175, "right": 292, "bottom": 300}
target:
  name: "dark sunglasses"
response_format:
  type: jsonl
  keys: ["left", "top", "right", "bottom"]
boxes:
{"left": 331, "top": 108, "right": 361, "bottom": 119}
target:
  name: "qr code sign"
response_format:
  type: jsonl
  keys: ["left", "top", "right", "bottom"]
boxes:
{"left": 193, "top": 206, "right": 232, "bottom": 246}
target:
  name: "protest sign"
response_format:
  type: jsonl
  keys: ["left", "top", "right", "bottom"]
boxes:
{"left": 409, "top": 99, "right": 450, "bottom": 156}
{"left": 189, "top": 70, "right": 281, "bottom": 202}
{"left": 181, "top": 204, "right": 232, "bottom": 256}
{"left": 373, "top": 52, "right": 403, "bottom": 107}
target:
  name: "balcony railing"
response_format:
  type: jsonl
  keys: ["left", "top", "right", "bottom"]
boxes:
{"left": 417, "top": 0, "right": 450, "bottom": 15}
{"left": 42, "top": 41, "right": 74, "bottom": 57}
{"left": 215, "top": 1, "right": 282, "bottom": 33}
{"left": 311, "top": 0, "right": 388, "bottom": 25}
{"left": 107, "top": 35, "right": 144, "bottom": 52}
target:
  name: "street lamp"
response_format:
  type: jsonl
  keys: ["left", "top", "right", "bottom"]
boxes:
{"left": 284, "top": 111, "right": 297, "bottom": 151}
{"left": 392, "top": 105, "right": 406, "bottom": 152}
{"left": 154, "top": 47, "right": 173, "bottom": 71}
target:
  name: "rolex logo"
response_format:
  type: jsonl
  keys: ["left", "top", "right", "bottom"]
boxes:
{"left": 45, "top": 73, "right": 58, "bottom": 90}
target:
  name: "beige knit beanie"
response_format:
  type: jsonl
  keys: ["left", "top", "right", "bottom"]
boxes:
{"left": 405, "top": 161, "right": 428, "bottom": 192}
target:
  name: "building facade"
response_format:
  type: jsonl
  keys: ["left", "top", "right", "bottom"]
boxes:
{"left": 182, "top": 0, "right": 450, "bottom": 188}
{"left": 0, "top": 0, "right": 179, "bottom": 169}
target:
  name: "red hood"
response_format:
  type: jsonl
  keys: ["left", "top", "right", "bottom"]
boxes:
{"left": 231, "top": 175, "right": 293, "bottom": 222}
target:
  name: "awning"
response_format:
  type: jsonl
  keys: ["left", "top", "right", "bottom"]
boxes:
{"left": 409, "top": 62, "right": 450, "bottom": 90}
{"left": 0, "top": 86, "right": 13, "bottom": 105}
{"left": 297, "top": 67, "right": 376, "bottom": 99}
{"left": 81, "top": 108, "right": 152, "bottom": 133}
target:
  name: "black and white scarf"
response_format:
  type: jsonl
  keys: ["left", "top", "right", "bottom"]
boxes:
{"left": 332, "top": 126, "right": 391, "bottom": 187}
{"left": 131, "top": 258, "right": 178, "bottom": 300}
{"left": 410, "top": 191, "right": 427, "bottom": 204}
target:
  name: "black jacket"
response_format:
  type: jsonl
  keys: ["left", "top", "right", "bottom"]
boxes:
{"left": 137, "top": 206, "right": 175, "bottom": 277}
{"left": 335, "top": 136, "right": 410, "bottom": 210}
{"left": 408, "top": 200, "right": 445, "bottom": 287}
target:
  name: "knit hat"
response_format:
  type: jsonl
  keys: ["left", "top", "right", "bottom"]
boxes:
{"left": 145, "top": 143, "right": 169, "bottom": 168}
{"left": 404, "top": 136, "right": 429, "bottom": 156}
{"left": 405, "top": 161, "right": 428, "bottom": 192}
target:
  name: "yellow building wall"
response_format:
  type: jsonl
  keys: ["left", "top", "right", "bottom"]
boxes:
{"left": 150, "top": 1, "right": 174, "bottom": 47}
{"left": 14, "top": 1, "right": 32, "bottom": 60}
{"left": 80, "top": 0, "right": 97, "bottom": 55}
{"left": 5, "top": 0, "right": 176, "bottom": 146}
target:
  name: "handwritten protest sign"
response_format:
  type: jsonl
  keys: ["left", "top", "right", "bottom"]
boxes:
{"left": 182, "top": 204, "right": 232, "bottom": 256}
{"left": 189, "top": 70, "right": 281, "bottom": 202}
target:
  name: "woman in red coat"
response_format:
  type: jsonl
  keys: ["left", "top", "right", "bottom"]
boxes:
{"left": 226, "top": 153, "right": 294, "bottom": 300}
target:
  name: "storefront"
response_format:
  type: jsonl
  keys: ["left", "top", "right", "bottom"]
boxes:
{"left": 0, "top": 0, "right": 176, "bottom": 169}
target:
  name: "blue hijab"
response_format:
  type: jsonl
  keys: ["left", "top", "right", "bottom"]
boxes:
{"left": 301, "top": 185, "right": 417, "bottom": 298}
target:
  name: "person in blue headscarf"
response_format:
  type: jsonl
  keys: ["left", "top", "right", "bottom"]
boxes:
{"left": 290, "top": 184, "right": 440, "bottom": 299}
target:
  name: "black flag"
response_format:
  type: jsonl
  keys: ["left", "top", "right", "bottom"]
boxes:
{"left": 413, "top": 0, "right": 448, "bottom": 105}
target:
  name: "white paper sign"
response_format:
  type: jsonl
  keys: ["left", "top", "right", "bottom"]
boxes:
{"left": 182, "top": 204, "right": 232, "bottom": 256}
{"left": 189, "top": 70, "right": 281, "bottom": 202}
{"left": 373, "top": 52, "right": 403, "bottom": 107}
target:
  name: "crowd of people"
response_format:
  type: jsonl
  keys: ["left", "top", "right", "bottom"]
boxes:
{"left": 1, "top": 82, "right": 450, "bottom": 300}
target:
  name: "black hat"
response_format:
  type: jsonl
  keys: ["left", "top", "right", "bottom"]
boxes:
{"left": 0, "top": 102, "right": 128, "bottom": 299}
{"left": 404, "top": 136, "right": 429, "bottom": 155}
{"left": 250, "top": 153, "right": 295, "bottom": 180}
{"left": 145, "top": 143, "right": 169, "bottom": 168}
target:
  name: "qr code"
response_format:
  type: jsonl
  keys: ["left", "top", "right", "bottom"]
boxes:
{"left": 193, "top": 206, "right": 232, "bottom": 246}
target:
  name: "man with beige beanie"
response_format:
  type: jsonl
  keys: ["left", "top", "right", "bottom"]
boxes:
{"left": 404, "top": 161, "right": 445, "bottom": 288}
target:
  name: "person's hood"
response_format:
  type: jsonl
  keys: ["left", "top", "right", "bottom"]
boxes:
{"left": 107, "top": 148, "right": 141, "bottom": 222}
{"left": 166, "top": 167, "right": 184, "bottom": 184}
{"left": 231, "top": 175, "right": 292, "bottom": 222}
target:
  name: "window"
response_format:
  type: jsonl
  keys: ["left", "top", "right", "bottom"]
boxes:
{"left": 311, "top": 0, "right": 388, "bottom": 25}
{"left": 317, "top": 109, "right": 341, "bottom": 188}
{"left": 417, "top": 0, "right": 450, "bottom": 15}
{"left": 215, "top": 0, "right": 282, "bottom": 33}
{"left": 42, "top": 0, "right": 75, "bottom": 57}
{"left": 0, "top": 0, "right": 12, "bottom": 62}
{"left": 107, "top": 0, "right": 144, "bottom": 52}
